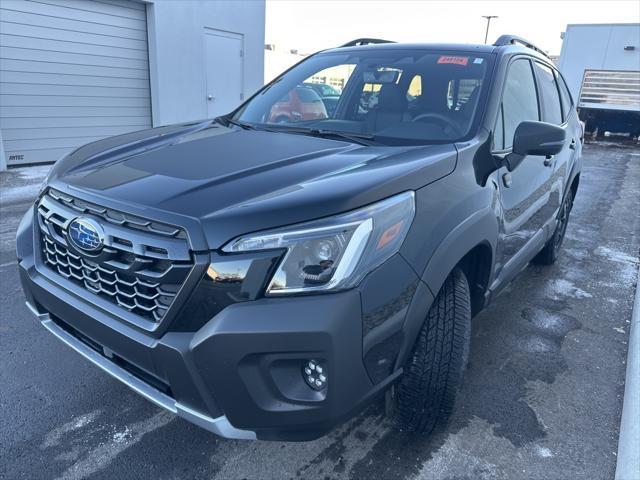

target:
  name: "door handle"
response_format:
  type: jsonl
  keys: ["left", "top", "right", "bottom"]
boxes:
{"left": 207, "top": 94, "right": 215, "bottom": 102}
{"left": 502, "top": 172, "right": 512, "bottom": 188}
{"left": 569, "top": 139, "right": 576, "bottom": 150}
{"left": 543, "top": 156, "right": 553, "bottom": 167}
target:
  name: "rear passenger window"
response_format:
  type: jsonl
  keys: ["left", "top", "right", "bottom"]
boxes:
{"left": 499, "top": 59, "right": 539, "bottom": 150}
{"left": 557, "top": 73, "right": 574, "bottom": 121}
{"left": 534, "top": 63, "right": 563, "bottom": 125}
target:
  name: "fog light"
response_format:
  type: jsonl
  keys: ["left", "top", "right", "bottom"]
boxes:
{"left": 303, "top": 359, "right": 327, "bottom": 391}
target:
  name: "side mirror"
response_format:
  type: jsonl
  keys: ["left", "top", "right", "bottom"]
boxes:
{"left": 505, "top": 121, "right": 566, "bottom": 171}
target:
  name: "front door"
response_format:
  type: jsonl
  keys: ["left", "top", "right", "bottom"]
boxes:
{"left": 493, "top": 57, "right": 554, "bottom": 281}
{"left": 204, "top": 30, "right": 244, "bottom": 118}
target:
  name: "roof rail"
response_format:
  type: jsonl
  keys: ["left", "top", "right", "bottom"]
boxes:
{"left": 493, "top": 34, "right": 550, "bottom": 58}
{"left": 340, "top": 38, "right": 395, "bottom": 48}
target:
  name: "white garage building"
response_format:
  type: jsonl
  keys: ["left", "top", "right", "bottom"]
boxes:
{"left": 0, "top": 0, "right": 265, "bottom": 170}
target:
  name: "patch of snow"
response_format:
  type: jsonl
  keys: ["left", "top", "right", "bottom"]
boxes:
{"left": 413, "top": 417, "right": 509, "bottom": 480}
{"left": 55, "top": 411, "right": 173, "bottom": 480}
{"left": 112, "top": 426, "right": 131, "bottom": 443}
{"left": 595, "top": 247, "right": 638, "bottom": 265}
{"left": 594, "top": 247, "right": 639, "bottom": 285}
{"left": 15, "top": 164, "right": 52, "bottom": 181}
{"left": 546, "top": 279, "right": 593, "bottom": 300}
{"left": 614, "top": 327, "right": 626, "bottom": 334}
{"left": 566, "top": 248, "right": 589, "bottom": 261}
{"left": 0, "top": 165, "right": 50, "bottom": 206}
{"left": 521, "top": 335, "right": 557, "bottom": 354}
{"left": 535, "top": 446, "right": 554, "bottom": 458}
{"left": 41, "top": 411, "right": 100, "bottom": 449}
{"left": 0, "top": 183, "right": 42, "bottom": 205}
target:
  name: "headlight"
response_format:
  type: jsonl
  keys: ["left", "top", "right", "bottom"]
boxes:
{"left": 223, "top": 191, "right": 415, "bottom": 295}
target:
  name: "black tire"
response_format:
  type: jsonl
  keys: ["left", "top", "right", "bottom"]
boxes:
{"left": 395, "top": 268, "right": 471, "bottom": 433}
{"left": 533, "top": 187, "right": 574, "bottom": 265}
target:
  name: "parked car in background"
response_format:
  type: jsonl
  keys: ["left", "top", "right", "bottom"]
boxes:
{"left": 303, "top": 82, "right": 341, "bottom": 117}
{"left": 18, "top": 35, "right": 582, "bottom": 442}
{"left": 267, "top": 85, "right": 328, "bottom": 123}
{"left": 303, "top": 82, "right": 342, "bottom": 97}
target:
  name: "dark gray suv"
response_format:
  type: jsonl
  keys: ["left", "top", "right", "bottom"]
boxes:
{"left": 17, "top": 36, "right": 582, "bottom": 441}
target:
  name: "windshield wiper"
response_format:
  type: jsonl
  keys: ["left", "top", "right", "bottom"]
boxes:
{"left": 217, "top": 119, "right": 378, "bottom": 146}
{"left": 263, "top": 125, "right": 377, "bottom": 146}
{"left": 216, "top": 117, "right": 256, "bottom": 130}
{"left": 308, "top": 129, "right": 377, "bottom": 146}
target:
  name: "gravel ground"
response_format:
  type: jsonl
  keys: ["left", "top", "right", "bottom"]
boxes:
{"left": 0, "top": 144, "right": 638, "bottom": 480}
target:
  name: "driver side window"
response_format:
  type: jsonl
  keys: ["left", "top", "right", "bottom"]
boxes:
{"left": 494, "top": 59, "right": 540, "bottom": 150}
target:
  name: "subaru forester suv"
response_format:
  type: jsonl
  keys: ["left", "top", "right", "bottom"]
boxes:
{"left": 17, "top": 36, "right": 582, "bottom": 441}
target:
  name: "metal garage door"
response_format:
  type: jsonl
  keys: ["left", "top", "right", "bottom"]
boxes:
{"left": 0, "top": 0, "right": 152, "bottom": 166}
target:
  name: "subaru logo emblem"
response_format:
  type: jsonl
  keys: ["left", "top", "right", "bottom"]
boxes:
{"left": 67, "top": 217, "right": 105, "bottom": 253}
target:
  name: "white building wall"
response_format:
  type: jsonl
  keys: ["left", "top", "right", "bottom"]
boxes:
{"left": 558, "top": 23, "right": 640, "bottom": 100}
{"left": 146, "top": 0, "right": 265, "bottom": 126}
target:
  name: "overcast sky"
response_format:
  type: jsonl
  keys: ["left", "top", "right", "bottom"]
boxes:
{"left": 266, "top": 0, "right": 640, "bottom": 56}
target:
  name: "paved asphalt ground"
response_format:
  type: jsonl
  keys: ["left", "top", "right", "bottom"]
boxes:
{"left": 1, "top": 144, "right": 638, "bottom": 480}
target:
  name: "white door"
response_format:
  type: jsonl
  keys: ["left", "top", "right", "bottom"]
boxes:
{"left": 0, "top": 0, "right": 152, "bottom": 166}
{"left": 204, "top": 30, "right": 244, "bottom": 118}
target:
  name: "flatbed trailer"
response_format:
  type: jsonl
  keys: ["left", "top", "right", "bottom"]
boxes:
{"left": 558, "top": 24, "right": 640, "bottom": 138}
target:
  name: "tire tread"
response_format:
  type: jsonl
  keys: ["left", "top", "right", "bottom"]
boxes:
{"left": 395, "top": 268, "right": 471, "bottom": 433}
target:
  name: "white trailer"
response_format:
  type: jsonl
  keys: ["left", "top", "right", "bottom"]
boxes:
{"left": 558, "top": 23, "right": 640, "bottom": 138}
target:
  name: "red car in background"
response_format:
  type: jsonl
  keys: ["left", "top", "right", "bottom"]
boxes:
{"left": 268, "top": 86, "right": 328, "bottom": 123}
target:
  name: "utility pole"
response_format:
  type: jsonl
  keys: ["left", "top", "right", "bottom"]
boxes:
{"left": 482, "top": 15, "right": 498, "bottom": 44}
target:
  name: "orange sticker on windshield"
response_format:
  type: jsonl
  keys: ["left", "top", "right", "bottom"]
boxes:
{"left": 437, "top": 56, "right": 469, "bottom": 66}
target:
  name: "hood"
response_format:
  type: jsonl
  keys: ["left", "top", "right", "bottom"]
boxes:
{"left": 48, "top": 122, "right": 457, "bottom": 249}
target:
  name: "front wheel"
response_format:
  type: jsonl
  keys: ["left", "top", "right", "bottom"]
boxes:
{"left": 394, "top": 268, "right": 471, "bottom": 433}
{"left": 533, "top": 188, "right": 574, "bottom": 265}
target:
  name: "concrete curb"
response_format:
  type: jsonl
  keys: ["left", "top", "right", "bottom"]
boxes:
{"left": 615, "top": 264, "right": 640, "bottom": 480}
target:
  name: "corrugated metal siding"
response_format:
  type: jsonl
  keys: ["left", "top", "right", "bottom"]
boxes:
{"left": 0, "top": 0, "right": 152, "bottom": 166}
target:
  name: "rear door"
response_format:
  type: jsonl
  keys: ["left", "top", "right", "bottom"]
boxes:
{"left": 532, "top": 62, "right": 575, "bottom": 223}
{"left": 493, "top": 57, "right": 554, "bottom": 279}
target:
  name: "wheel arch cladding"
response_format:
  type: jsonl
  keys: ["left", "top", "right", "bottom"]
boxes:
{"left": 395, "top": 213, "right": 496, "bottom": 370}
{"left": 421, "top": 207, "right": 497, "bottom": 308}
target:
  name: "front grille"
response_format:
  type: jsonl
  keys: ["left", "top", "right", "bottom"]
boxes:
{"left": 37, "top": 189, "right": 194, "bottom": 323}
{"left": 48, "top": 188, "right": 187, "bottom": 239}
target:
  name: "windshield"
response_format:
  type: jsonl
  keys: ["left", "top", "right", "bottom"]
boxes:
{"left": 234, "top": 49, "right": 494, "bottom": 145}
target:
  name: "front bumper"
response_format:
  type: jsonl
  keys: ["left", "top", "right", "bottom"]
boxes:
{"left": 18, "top": 205, "right": 414, "bottom": 441}
{"left": 25, "top": 301, "right": 254, "bottom": 439}
{"left": 20, "top": 263, "right": 393, "bottom": 441}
